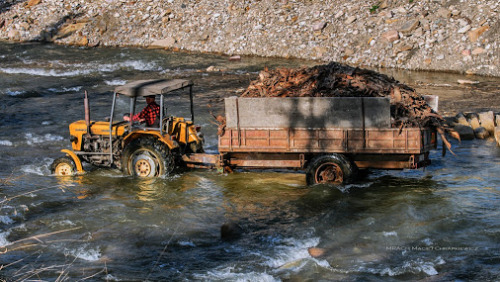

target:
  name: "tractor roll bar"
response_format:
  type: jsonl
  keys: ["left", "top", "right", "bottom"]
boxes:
{"left": 108, "top": 79, "right": 195, "bottom": 165}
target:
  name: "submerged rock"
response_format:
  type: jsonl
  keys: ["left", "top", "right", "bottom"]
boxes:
{"left": 221, "top": 221, "right": 243, "bottom": 241}
{"left": 453, "top": 124, "right": 475, "bottom": 140}
{"left": 308, "top": 247, "right": 326, "bottom": 258}
{"left": 474, "top": 127, "right": 490, "bottom": 139}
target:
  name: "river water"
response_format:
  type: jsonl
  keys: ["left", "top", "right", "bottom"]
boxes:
{"left": 1, "top": 42, "right": 500, "bottom": 281}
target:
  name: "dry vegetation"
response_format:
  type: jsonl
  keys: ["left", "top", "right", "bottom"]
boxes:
{"left": 240, "top": 62, "right": 457, "bottom": 151}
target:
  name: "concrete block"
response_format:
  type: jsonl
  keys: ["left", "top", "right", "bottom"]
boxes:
{"left": 225, "top": 97, "right": 390, "bottom": 129}
{"left": 363, "top": 97, "right": 391, "bottom": 128}
{"left": 225, "top": 97, "right": 239, "bottom": 128}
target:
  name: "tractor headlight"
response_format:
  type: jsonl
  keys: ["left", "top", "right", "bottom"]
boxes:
{"left": 70, "top": 135, "right": 78, "bottom": 143}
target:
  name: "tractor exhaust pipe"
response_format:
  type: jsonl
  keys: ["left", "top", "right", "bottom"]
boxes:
{"left": 84, "top": 90, "right": 91, "bottom": 133}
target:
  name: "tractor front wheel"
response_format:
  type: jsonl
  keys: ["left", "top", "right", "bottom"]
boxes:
{"left": 51, "top": 156, "right": 77, "bottom": 176}
{"left": 121, "top": 137, "right": 174, "bottom": 177}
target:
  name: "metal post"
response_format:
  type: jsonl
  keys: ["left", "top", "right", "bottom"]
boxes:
{"left": 84, "top": 90, "right": 91, "bottom": 133}
{"left": 109, "top": 92, "right": 117, "bottom": 165}
{"left": 129, "top": 97, "right": 136, "bottom": 127}
{"left": 189, "top": 86, "right": 194, "bottom": 122}
{"left": 160, "top": 94, "right": 164, "bottom": 134}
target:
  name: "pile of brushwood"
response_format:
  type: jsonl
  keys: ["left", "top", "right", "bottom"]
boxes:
{"left": 240, "top": 62, "right": 457, "bottom": 152}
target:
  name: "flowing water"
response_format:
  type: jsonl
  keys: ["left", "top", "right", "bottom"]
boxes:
{"left": 1, "top": 42, "right": 500, "bottom": 281}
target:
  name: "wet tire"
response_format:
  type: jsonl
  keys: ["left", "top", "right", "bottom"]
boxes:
{"left": 306, "top": 154, "right": 357, "bottom": 185}
{"left": 121, "top": 137, "right": 174, "bottom": 177}
{"left": 51, "top": 156, "right": 77, "bottom": 176}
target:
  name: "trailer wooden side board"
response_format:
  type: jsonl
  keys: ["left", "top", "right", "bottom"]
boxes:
{"left": 219, "top": 127, "right": 435, "bottom": 155}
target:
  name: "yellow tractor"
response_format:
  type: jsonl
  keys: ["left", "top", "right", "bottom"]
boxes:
{"left": 51, "top": 79, "right": 204, "bottom": 177}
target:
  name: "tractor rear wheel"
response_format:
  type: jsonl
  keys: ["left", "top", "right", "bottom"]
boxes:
{"left": 51, "top": 156, "right": 77, "bottom": 176}
{"left": 306, "top": 154, "right": 357, "bottom": 185}
{"left": 121, "top": 137, "right": 174, "bottom": 177}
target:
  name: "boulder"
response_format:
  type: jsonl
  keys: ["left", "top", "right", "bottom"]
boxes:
{"left": 468, "top": 25, "right": 489, "bottom": 42}
{"left": 7, "top": 29, "right": 20, "bottom": 40}
{"left": 221, "top": 222, "right": 243, "bottom": 241}
{"left": 399, "top": 19, "right": 419, "bottom": 35}
{"left": 308, "top": 247, "right": 326, "bottom": 258}
{"left": 150, "top": 37, "right": 176, "bottom": 48}
{"left": 495, "top": 126, "right": 500, "bottom": 146}
{"left": 381, "top": 30, "right": 399, "bottom": 42}
{"left": 467, "top": 114, "right": 481, "bottom": 130}
{"left": 25, "top": 0, "right": 41, "bottom": 8}
{"left": 453, "top": 124, "right": 475, "bottom": 140}
{"left": 312, "top": 21, "right": 327, "bottom": 31}
{"left": 478, "top": 111, "right": 495, "bottom": 134}
{"left": 454, "top": 113, "right": 470, "bottom": 126}
{"left": 458, "top": 25, "right": 471, "bottom": 34}
{"left": 206, "top": 65, "right": 220, "bottom": 72}
{"left": 472, "top": 47, "right": 486, "bottom": 55}
{"left": 345, "top": 16, "right": 356, "bottom": 25}
{"left": 56, "top": 23, "right": 86, "bottom": 39}
{"left": 77, "top": 36, "right": 88, "bottom": 46}
{"left": 496, "top": 115, "right": 500, "bottom": 127}
{"left": 474, "top": 127, "right": 490, "bottom": 139}
{"left": 437, "top": 7, "right": 451, "bottom": 18}
{"left": 457, "top": 79, "right": 479, "bottom": 85}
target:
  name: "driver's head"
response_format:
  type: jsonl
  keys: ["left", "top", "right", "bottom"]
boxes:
{"left": 145, "top": 95, "right": 155, "bottom": 104}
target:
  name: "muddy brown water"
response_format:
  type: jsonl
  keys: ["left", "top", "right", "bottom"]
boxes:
{"left": 1, "top": 42, "right": 500, "bottom": 281}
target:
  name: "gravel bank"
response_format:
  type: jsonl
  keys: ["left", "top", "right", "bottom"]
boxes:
{"left": 1, "top": 0, "right": 499, "bottom": 76}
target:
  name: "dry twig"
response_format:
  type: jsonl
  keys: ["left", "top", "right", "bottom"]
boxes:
{"left": 241, "top": 62, "right": 455, "bottom": 153}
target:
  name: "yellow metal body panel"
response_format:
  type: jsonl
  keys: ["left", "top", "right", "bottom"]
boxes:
{"left": 61, "top": 149, "right": 84, "bottom": 173}
{"left": 69, "top": 120, "right": 127, "bottom": 151}
{"left": 168, "top": 117, "right": 202, "bottom": 144}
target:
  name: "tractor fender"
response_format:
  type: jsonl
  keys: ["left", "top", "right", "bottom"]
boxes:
{"left": 123, "top": 131, "right": 177, "bottom": 150}
{"left": 61, "top": 149, "right": 84, "bottom": 173}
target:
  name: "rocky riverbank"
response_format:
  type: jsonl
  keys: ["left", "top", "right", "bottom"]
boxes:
{"left": 1, "top": 0, "right": 499, "bottom": 76}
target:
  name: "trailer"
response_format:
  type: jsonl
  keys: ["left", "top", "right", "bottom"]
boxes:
{"left": 183, "top": 96, "right": 437, "bottom": 185}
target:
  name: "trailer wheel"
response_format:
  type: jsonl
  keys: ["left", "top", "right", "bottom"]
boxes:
{"left": 121, "top": 137, "right": 174, "bottom": 177}
{"left": 51, "top": 156, "right": 77, "bottom": 176}
{"left": 306, "top": 154, "right": 357, "bottom": 185}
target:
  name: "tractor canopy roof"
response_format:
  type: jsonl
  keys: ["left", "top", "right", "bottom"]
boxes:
{"left": 114, "top": 79, "right": 193, "bottom": 97}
